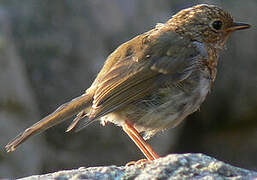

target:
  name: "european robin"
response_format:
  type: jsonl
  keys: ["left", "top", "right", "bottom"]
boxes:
{"left": 6, "top": 4, "right": 250, "bottom": 161}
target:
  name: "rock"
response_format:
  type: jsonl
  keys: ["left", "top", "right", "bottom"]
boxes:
{"left": 20, "top": 153, "right": 257, "bottom": 180}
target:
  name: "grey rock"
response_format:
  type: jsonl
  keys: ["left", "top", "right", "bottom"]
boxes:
{"left": 20, "top": 153, "right": 257, "bottom": 180}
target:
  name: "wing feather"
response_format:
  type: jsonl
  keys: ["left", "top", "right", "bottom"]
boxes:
{"left": 88, "top": 29, "right": 205, "bottom": 121}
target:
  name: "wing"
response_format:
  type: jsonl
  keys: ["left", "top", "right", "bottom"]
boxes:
{"left": 90, "top": 56, "right": 158, "bottom": 119}
{"left": 88, "top": 28, "right": 205, "bottom": 121}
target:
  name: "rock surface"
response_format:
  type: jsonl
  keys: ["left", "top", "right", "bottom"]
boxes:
{"left": 20, "top": 154, "right": 257, "bottom": 180}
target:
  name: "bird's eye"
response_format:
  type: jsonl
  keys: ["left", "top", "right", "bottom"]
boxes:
{"left": 212, "top": 20, "right": 223, "bottom": 30}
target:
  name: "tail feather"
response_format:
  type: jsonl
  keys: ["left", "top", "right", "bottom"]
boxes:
{"left": 65, "top": 110, "right": 87, "bottom": 132}
{"left": 66, "top": 110, "right": 96, "bottom": 133}
{"left": 74, "top": 118, "right": 96, "bottom": 133}
{"left": 5, "top": 94, "right": 92, "bottom": 153}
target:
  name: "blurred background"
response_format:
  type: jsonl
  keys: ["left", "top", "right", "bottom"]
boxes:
{"left": 0, "top": 0, "right": 256, "bottom": 178}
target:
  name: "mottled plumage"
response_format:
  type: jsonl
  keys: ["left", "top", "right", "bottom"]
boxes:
{"left": 6, "top": 4, "right": 250, "bottom": 161}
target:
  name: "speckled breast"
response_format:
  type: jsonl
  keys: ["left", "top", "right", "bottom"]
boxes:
{"left": 124, "top": 66, "right": 212, "bottom": 139}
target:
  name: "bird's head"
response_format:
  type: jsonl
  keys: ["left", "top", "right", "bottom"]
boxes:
{"left": 167, "top": 4, "right": 250, "bottom": 48}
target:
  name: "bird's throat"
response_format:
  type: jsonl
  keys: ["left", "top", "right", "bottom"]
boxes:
{"left": 206, "top": 45, "right": 221, "bottom": 84}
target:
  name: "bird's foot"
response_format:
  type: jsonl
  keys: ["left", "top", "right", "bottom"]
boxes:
{"left": 125, "top": 159, "right": 151, "bottom": 167}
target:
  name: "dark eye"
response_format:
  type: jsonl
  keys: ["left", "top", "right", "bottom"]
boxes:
{"left": 212, "top": 20, "right": 223, "bottom": 30}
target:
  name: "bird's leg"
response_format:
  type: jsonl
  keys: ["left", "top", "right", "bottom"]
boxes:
{"left": 122, "top": 120, "right": 159, "bottom": 161}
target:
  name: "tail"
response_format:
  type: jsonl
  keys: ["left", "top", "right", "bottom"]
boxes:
{"left": 5, "top": 94, "right": 92, "bottom": 153}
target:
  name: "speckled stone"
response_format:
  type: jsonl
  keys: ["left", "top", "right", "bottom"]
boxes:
{"left": 20, "top": 153, "right": 257, "bottom": 180}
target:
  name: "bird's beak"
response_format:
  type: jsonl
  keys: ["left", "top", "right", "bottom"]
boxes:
{"left": 226, "top": 22, "right": 251, "bottom": 32}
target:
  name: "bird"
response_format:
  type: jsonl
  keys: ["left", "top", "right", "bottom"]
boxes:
{"left": 5, "top": 4, "right": 250, "bottom": 161}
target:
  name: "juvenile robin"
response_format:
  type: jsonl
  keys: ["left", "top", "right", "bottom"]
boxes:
{"left": 6, "top": 4, "right": 250, "bottom": 161}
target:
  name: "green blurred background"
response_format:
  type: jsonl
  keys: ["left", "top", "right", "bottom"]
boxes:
{"left": 0, "top": 0, "right": 256, "bottom": 178}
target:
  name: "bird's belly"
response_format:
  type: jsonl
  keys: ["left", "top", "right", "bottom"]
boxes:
{"left": 101, "top": 71, "right": 211, "bottom": 139}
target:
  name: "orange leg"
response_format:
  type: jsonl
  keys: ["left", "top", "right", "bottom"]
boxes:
{"left": 122, "top": 120, "right": 159, "bottom": 161}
